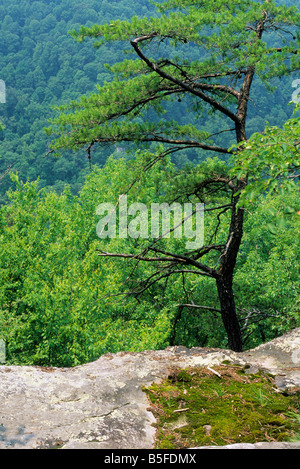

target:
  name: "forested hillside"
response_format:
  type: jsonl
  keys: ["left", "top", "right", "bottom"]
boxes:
{"left": 0, "top": 0, "right": 299, "bottom": 366}
{"left": 0, "top": 0, "right": 157, "bottom": 201}
{"left": 0, "top": 0, "right": 298, "bottom": 201}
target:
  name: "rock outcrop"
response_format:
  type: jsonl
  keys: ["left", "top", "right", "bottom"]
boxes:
{"left": 1, "top": 328, "right": 299, "bottom": 449}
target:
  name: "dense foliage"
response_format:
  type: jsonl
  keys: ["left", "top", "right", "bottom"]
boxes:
{"left": 0, "top": 0, "right": 298, "bottom": 201}
{"left": 0, "top": 154, "right": 298, "bottom": 366}
{"left": 0, "top": 0, "right": 157, "bottom": 202}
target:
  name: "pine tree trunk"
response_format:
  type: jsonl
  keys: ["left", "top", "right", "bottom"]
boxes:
{"left": 215, "top": 203, "right": 245, "bottom": 352}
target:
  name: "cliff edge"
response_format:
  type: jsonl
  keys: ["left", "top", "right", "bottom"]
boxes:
{"left": 1, "top": 328, "right": 299, "bottom": 449}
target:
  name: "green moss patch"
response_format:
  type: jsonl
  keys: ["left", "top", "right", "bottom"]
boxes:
{"left": 144, "top": 365, "right": 300, "bottom": 449}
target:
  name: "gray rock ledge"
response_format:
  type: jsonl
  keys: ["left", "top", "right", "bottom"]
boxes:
{"left": 1, "top": 328, "right": 299, "bottom": 449}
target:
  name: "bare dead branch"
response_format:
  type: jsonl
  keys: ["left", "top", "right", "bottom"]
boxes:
{"left": 148, "top": 246, "right": 217, "bottom": 277}
{"left": 176, "top": 304, "right": 221, "bottom": 313}
{"left": 96, "top": 250, "right": 178, "bottom": 262}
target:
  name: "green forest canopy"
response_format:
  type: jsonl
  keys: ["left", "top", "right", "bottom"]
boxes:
{"left": 0, "top": 0, "right": 158, "bottom": 201}
{"left": 0, "top": 0, "right": 299, "bottom": 200}
{"left": 0, "top": 161, "right": 298, "bottom": 366}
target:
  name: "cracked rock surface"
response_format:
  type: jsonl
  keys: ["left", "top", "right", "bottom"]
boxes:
{"left": 0, "top": 328, "right": 299, "bottom": 449}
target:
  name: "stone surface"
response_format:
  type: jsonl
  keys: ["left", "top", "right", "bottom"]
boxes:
{"left": 0, "top": 328, "right": 299, "bottom": 449}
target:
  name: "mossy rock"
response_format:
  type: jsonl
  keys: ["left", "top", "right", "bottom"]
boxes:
{"left": 175, "top": 370, "right": 192, "bottom": 382}
{"left": 144, "top": 365, "right": 300, "bottom": 449}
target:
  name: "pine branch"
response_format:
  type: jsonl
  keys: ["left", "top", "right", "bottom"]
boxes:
{"left": 159, "top": 60, "right": 241, "bottom": 98}
{"left": 137, "top": 135, "right": 233, "bottom": 154}
{"left": 130, "top": 36, "right": 241, "bottom": 124}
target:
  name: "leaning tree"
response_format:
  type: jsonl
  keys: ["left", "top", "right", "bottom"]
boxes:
{"left": 48, "top": 0, "right": 300, "bottom": 351}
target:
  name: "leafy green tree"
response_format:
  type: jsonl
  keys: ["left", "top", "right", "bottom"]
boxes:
{"left": 231, "top": 104, "right": 300, "bottom": 213}
{"left": 48, "top": 0, "right": 300, "bottom": 351}
{"left": 0, "top": 159, "right": 178, "bottom": 366}
{"left": 233, "top": 186, "right": 299, "bottom": 347}
{"left": 0, "top": 152, "right": 298, "bottom": 366}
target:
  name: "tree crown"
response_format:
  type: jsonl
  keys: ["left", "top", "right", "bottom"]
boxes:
{"left": 47, "top": 0, "right": 300, "bottom": 157}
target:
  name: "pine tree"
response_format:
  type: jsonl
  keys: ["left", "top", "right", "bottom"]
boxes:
{"left": 48, "top": 0, "right": 300, "bottom": 351}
